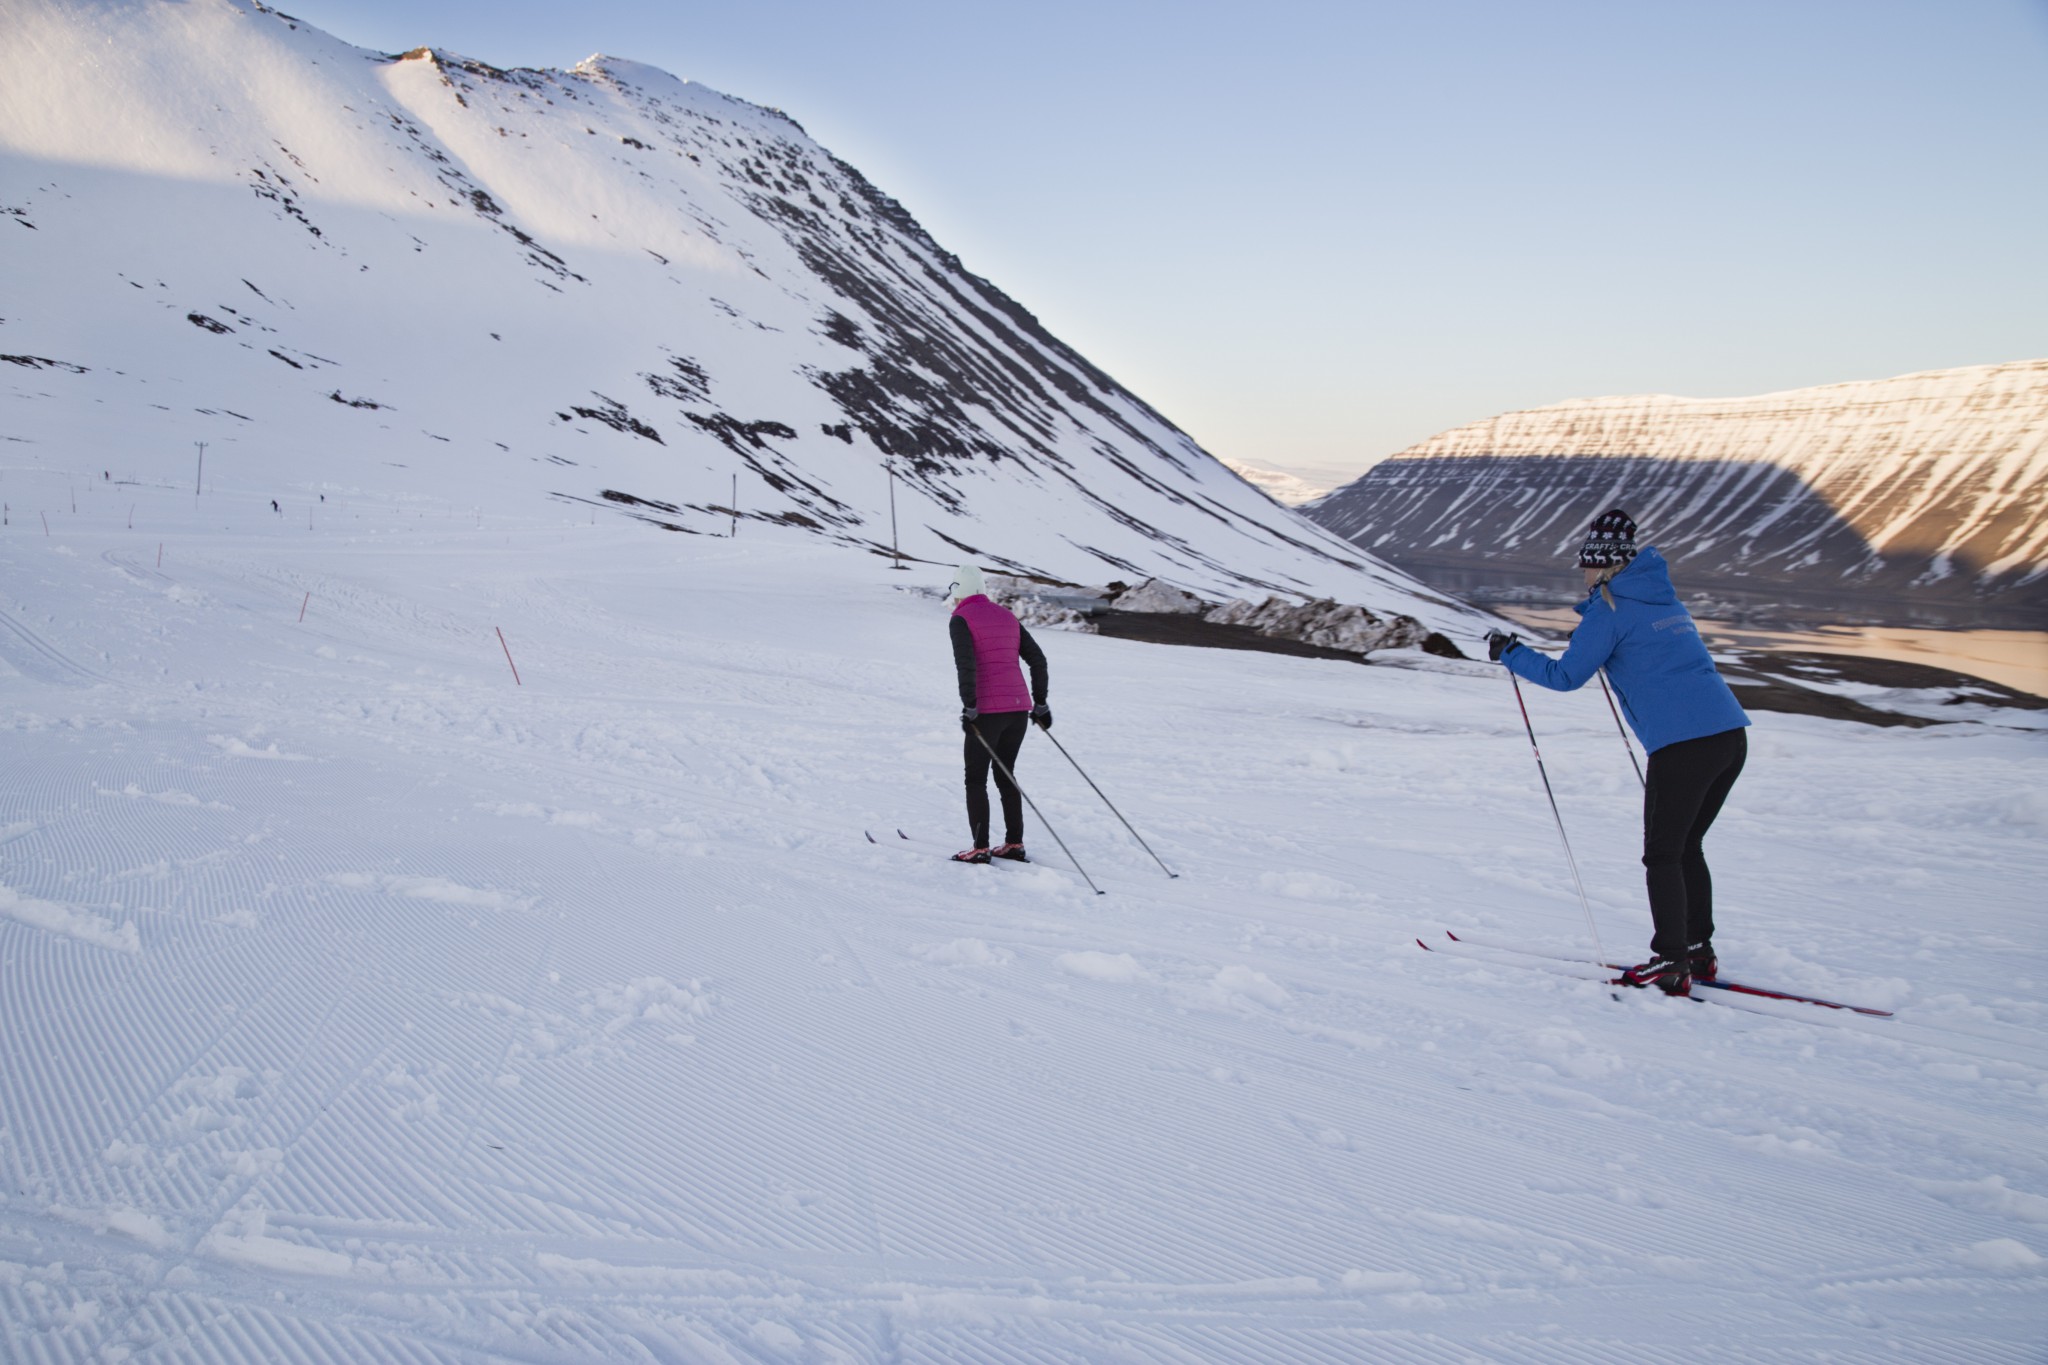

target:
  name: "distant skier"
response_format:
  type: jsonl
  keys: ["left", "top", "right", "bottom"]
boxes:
{"left": 947, "top": 565, "right": 1050, "bottom": 864}
{"left": 1485, "top": 509, "right": 1750, "bottom": 996}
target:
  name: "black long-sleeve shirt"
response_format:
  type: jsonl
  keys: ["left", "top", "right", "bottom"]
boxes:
{"left": 949, "top": 616, "right": 1048, "bottom": 711}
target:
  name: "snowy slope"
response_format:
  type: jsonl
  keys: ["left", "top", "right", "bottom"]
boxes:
{"left": 1303, "top": 361, "right": 2048, "bottom": 618}
{"left": 1, "top": 457, "right": 2045, "bottom": 1361}
{"left": 0, "top": 0, "right": 1476, "bottom": 632}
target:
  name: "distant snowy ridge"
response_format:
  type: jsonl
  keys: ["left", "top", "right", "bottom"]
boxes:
{"left": 1304, "top": 360, "right": 2048, "bottom": 615}
{"left": 0, "top": 0, "right": 1482, "bottom": 637}
{"left": 1219, "top": 459, "right": 1340, "bottom": 507}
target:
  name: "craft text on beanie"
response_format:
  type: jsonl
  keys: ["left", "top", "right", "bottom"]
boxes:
{"left": 1577, "top": 508, "right": 1638, "bottom": 569}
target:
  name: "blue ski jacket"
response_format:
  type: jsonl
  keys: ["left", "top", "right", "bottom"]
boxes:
{"left": 1501, "top": 547, "right": 1749, "bottom": 754}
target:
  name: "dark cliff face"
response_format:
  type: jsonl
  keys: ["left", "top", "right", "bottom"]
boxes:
{"left": 1303, "top": 365, "right": 2048, "bottom": 627}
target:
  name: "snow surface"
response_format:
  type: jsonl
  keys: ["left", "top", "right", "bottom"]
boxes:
{"left": 1, "top": 466, "right": 2044, "bottom": 1361}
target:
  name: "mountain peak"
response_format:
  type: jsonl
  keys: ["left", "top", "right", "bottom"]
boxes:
{"left": 0, "top": 0, "right": 1482, "bottom": 637}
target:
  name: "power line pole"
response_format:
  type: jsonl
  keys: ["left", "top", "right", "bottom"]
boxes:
{"left": 887, "top": 457, "right": 907, "bottom": 570}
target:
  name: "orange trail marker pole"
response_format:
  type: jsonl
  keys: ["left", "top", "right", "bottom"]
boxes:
{"left": 496, "top": 627, "right": 522, "bottom": 686}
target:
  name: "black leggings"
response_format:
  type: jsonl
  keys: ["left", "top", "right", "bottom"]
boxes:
{"left": 1642, "top": 727, "right": 1747, "bottom": 959}
{"left": 964, "top": 711, "right": 1030, "bottom": 848}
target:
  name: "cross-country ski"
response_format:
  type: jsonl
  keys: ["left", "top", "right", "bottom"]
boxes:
{"left": 1421, "top": 932, "right": 1897, "bottom": 1016}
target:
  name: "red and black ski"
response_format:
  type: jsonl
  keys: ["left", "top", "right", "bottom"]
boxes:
{"left": 1428, "top": 930, "right": 1893, "bottom": 1017}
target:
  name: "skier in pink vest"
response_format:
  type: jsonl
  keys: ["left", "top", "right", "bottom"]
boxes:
{"left": 947, "top": 565, "right": 1050, "bottom": 864}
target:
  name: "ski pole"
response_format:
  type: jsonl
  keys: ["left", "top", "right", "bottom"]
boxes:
{"left": 1508, "top": 673, "right": 1606, "bottom": 964}
{"left": 1597, "top": 670, "right": 1645, "bottom": 789}
{"left": 1035, "top": 724, "right": 1177, "bottom": 878}
{"left": 969, "top": 724, "right": 1103, "bottom": 895}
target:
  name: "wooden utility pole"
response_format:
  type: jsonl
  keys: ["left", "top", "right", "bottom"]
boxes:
{"left": 888, "top": 458, "right": 907, "bottom": 569}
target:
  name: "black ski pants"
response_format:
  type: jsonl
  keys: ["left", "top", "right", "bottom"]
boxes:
{"left": 1642, "top": 726, "right": 1747, "bottom": 960}
{"left": 963, "top": 711, "right": 1030, "bottom": 848}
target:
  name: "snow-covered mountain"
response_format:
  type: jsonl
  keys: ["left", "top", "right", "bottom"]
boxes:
{"left": 0, "top": 0, "right": 1479, "bottom": 636}
{"left": 1303, "top": 361, "right": 2048, "bottom": 621}
{"left": 1217, "top": 459, "right": 1343, "bottom": 507}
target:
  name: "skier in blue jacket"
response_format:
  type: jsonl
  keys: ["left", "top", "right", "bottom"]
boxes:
{"left": 1486, "top": 509, "right": 1750, "bottom": 996}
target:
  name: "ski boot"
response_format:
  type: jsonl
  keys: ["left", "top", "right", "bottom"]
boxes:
{"left": 1686, "top": 941, "right": 1718, "bottom": 981}
{"left": 1617, "top": 954, "right": 1692, "bottom": 996}
{"left": 991, "top": 843, "right": 1030, "bottom": 862}
{"left": 950, "top": 847, "right": 992, "bottom": 865}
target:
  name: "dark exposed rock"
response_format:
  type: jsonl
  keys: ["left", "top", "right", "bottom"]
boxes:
{"left": 641, "top": 356, "right": 709, "bottom": 404}
{"left": 682, "top": 413, "right": 797, "bottom": 451}
{"left": 569, "top": 394, "right": 662, "bottom": 443}
{"left": 820, "top": 310, "right": 863, "bottom": 350}
{"left": 1206, "top": 596, "right": 1438, "bottom": 655}
{"left": 601, "top": 489, "right": 680, "bottom": 513}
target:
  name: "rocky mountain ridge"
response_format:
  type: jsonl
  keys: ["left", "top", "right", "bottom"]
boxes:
{"left": 1303, "top": 361, "right": 2048, "bottom": 623}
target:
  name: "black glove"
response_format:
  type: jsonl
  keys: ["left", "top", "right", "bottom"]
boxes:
{"left": 960, "top": 706, "right": 979, "bottom": 733}
{"left": 1486, "top": 630, "right": 1520, "bottom": 663}
{"left": 1031, "top": 703, "right": 1052, "bottom": 730}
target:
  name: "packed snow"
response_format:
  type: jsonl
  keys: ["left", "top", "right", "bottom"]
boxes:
{"left": 1, "top": 466, "right": 2042, "bottom": 1361}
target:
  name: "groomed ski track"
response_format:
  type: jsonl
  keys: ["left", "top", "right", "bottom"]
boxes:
{"left": 1, "top": 476, "right": 2044, "bottom": 1361}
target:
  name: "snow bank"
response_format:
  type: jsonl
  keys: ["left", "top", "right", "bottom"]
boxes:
{"left": 0, "top": 886, "right": 139, "bottom": 953}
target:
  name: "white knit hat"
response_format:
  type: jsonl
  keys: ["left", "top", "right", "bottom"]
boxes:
{"left": 947, "top": 564, "right": 986, "bottom": 604}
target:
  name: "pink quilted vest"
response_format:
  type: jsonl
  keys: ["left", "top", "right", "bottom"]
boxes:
{"left": 953, "top": 594, "right": 1032, "bottom": 712}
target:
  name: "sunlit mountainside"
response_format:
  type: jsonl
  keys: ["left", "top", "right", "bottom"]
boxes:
{"left": 1, "top": 0, "right": 1480, "bottom": 636}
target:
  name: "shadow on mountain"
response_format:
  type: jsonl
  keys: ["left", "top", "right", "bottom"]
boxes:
{"left": 1307, "top": 454, "right": 2047, "bottom": 629}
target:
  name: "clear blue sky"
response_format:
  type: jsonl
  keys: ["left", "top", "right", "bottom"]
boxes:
{"left": 280, "top": 0, "right": 2048, "bottom": 478}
